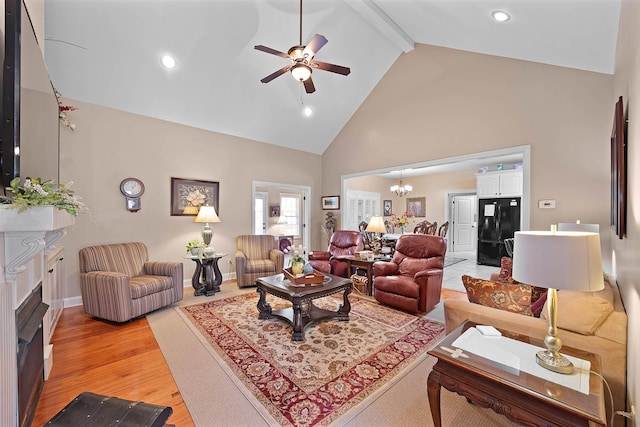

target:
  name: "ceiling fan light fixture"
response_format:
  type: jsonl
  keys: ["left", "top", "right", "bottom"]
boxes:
{"left": 288, "top": 45, "right": 305, "bottom": 60}
{"left": 291, "top": 63, "right": 312, "bottom": 81}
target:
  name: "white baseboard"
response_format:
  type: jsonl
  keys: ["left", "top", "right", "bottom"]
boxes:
{"left": 64, "top": 295, "right": 83, "bottom": 308}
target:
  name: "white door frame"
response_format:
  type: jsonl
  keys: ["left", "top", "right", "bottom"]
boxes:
{"left": 252, "top": 181, "right": 311, "bottom": 251}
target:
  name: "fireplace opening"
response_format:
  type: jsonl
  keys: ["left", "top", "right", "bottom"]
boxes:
{"left": 16, "top": 283, "right": 48, "bottom": 427}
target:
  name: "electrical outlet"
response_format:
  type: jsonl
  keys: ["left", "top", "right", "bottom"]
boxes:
{"left": 631, "top": 404, "right": 636, "bottom": 419}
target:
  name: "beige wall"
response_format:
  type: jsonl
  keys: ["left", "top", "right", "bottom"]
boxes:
{"left": 323, "top": 44, "right": 613, "bottom": 235}
{"left": 59, "top": 100, "right": 322, "bottom": 299}
{"left": 612, "top": 0, "right": 640, "bottom": 413}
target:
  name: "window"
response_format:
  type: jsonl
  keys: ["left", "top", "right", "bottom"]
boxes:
{"left": 280, "top": 193, "right": 301, "bottom": 237}
{"left": 345, "top": 190, "right": 380, "bottom": 231}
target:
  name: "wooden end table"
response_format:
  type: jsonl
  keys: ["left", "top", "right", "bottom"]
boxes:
{"left": 186, "top": 253, "right": 226, "bottom": 296}
{"left": 427, "top": 321, "right": 606, "bottom": 427}
{"left": 255, "top": 272, "right": 352, "bottom": 341}
{"left": 346, "top": 258, "right": 375, "bottom": 295}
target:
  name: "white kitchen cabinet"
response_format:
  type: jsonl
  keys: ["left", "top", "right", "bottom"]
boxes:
{"left": 476, "top": 170, "right": 523, "bottom": 198}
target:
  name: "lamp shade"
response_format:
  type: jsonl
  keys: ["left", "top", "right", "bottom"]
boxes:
{"left": 365, "top": 216, "right": 387, "bottom": 233}
{"left": 512, "top": 231, "right": 603, "bottom": 291}
{"left": 194, "top": 205, "right": 220, "bottom": 223}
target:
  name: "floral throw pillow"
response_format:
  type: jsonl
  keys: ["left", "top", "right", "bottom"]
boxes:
{"left": 496, "top": 257, "right": 546, "bottom": 306}
{"left": 461, "top": 275, "right": 534, "bottom": 316}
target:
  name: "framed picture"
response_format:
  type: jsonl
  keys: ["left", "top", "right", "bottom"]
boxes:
{"left": 611, "top": 96, "right": 627, "bottom": 238}
{"left": 406, "top": 197, "right": 426, "bottom": 217}
{"left": 270, "top": 205, "right": 280, "bottom": 217}
{"left": 171, "top": 177, "right": 219, "bottom": 216}
{"left": 321, "top": 195, "right": 340, "bottom": 210}
{"left": 383, "top": 200, "right": 392, "bottom": 216}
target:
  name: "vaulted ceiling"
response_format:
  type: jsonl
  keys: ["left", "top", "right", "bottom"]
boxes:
{"left": 43, "top": 0, "right": 620, "bottom": 155}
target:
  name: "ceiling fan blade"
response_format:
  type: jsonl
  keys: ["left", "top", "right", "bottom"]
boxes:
{"left": 303, "top": 77, "right": 316, "bottom": 94}
{"left": 303, "top": 34, "right": 328, "bottom": 58}
{"left": 254, "top": 45, "right": 290, "bottom": 59}
{"left": 311, "top": 60, "right": 350, "bottom": 76}
{"left": 260, "top": 65, "right": 292, "bottom": 83}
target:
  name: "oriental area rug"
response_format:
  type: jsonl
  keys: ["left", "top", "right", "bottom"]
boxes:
{"left": 177, "top": 292, "right": 445, "bottom": 427}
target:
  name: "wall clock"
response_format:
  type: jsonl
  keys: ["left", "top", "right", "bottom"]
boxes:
{"left": 120, "top": 177, "right": 145, "bottom": 212}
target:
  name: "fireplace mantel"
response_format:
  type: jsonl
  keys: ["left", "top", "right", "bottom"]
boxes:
{"left": 1, "top": 206, "right": 75, "bottom": 282}
{"left": 0, "top": 206, "right": 75, "bottom": 426}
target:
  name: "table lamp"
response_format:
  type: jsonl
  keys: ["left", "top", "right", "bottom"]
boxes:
{"left": 365, "top": 216, "right": 387, "bottom": 255}
{"left": 194, "top": 205, "right": 221, "bottom": 250}
{"left": 512, "top": 226, "right": 603, "bottom": 374}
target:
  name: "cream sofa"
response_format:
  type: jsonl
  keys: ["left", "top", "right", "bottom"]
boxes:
{"left": 444, "top": 274, "right": 627, "bottom": 426}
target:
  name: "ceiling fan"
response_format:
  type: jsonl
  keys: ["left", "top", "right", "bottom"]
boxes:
{"left": 254, "top": 0, "right": 350, "bottom": 94}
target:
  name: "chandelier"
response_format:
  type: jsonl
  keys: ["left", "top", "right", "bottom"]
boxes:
{"left": 390, "top": 171, "right": 412, "bottom": 197}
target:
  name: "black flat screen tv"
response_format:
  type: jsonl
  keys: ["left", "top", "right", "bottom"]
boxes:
{"left": 1, "top": 0, "right": 59, "bottom": 190}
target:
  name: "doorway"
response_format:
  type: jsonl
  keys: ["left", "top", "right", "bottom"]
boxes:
{"left": 251, "top": 181, "right": 311, "bottom": 254}
{"left": 253, "top": 192, "right": 268, "bottom": 234}
{"left": 342, "top": 145, "right": 531, "bottom": 235}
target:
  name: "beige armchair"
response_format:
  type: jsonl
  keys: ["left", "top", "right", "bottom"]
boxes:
{"left": 235, "top": 235, "right": 284, "bottom": 288}
{"left": 79, "top": 242, "right": 183, "bottom": 323}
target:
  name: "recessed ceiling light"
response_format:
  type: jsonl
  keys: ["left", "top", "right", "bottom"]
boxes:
{"left": 161, "top": 54, "right": 177, "bottom": 69}
{"left": 303, "top": 106, "right": 314, "bottom": 117}
{"left": 491, "top": 10, "right": 511, "bottom": 22}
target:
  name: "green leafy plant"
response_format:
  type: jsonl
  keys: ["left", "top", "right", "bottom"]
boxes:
{"left": 186, "top": 238, "right": 205, "bottom": 253}
{"left": 2, "top": 177, "right": 84, "bottom": 216}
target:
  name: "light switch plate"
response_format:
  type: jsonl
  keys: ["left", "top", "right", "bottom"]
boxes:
{"left": 538, "top": 200, "right": 556, "bottom": 209}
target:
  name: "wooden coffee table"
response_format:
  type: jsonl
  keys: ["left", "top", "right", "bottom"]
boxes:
{"left": 255, "top": 272, "right": 352, "bottom": 341}
{"left": 427, "top": 321, "right": 606, "bottom": 427}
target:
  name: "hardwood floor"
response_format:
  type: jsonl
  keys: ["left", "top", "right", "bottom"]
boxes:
{"left": 33, "top": 286, "right": 467, "bottom": 426}
{"left": 32, "top": 306, "right": 194, "bottom": 426}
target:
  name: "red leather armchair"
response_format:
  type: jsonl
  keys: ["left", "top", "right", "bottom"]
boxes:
{"left": 308, "top": 230, "right": 364, "bottom": 277}
{"left": 373, "top": 234, "right": 446, "bottom": 313}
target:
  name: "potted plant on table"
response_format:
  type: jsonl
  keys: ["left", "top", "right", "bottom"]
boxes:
{"left": 186, "top": 239, "right": 205, "bottom": 256}
{"left": 284, "top": 245, "right": 307, "bottom": 275}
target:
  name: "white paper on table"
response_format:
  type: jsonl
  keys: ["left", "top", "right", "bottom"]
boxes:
{"left": 484, "top": 204, "right": 495, "bottom": 216}
{"left": 452, "top": 327, "right": 591, "bottom": 394}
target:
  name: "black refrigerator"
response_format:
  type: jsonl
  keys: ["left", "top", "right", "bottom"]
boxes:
{"left": 477, "top": 197, "right": 521, "bottom": 266}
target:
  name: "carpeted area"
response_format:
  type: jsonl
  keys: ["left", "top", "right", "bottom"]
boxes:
{"left": 147, "top": 283, "right": 518, "bottom": 426}
{"left": 178, "top": 292, "right": 444, "bottom": 426}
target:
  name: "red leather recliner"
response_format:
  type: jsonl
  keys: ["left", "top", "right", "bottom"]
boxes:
{"left": 308, "top": 230, "right": 364, "bottom": 277}
{"left": 373, "top": 234, "right": 446, "bottom": 313}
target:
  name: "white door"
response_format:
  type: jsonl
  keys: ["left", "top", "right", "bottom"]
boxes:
{"left": 254, "top": 192, "right": 268, "bottom": 235}
{"left": 452, "top": 195, "right": 476, "bottom": 252}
